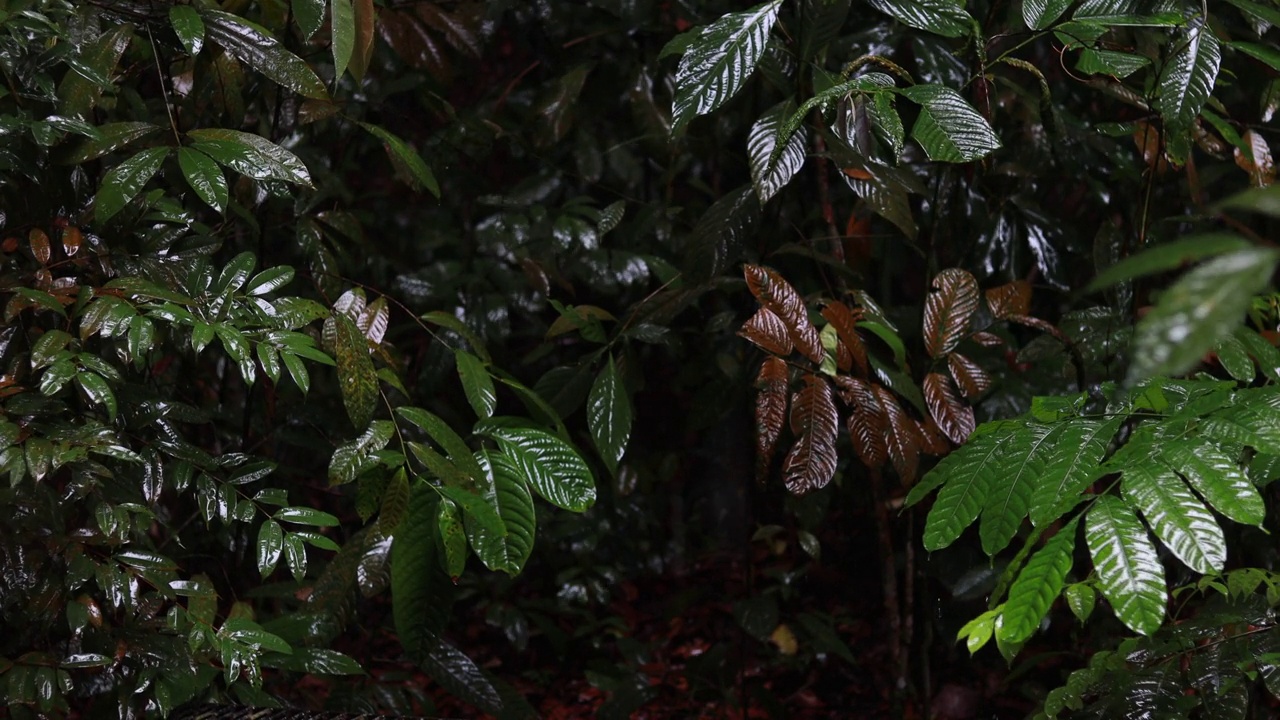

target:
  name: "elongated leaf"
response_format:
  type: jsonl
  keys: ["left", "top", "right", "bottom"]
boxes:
{"left": 1029, "top": 417, "right": 1121, "bottom": 527}
{"left": 413, "top": 632, "right": 501, "bottom": 715}
{"left": 900, "top": 84, "right": 1000, "bottom": 163}
{"left": 739, "top": 307, "right": 793, "bottom": 355}
{"left": 332, "top": 0, "right": 355, "bottom": 81}
{"left": 980, "top": 423, "right": 1055, "bottom": 556}
{"left": 332, "top": 312, "right": 378, "bottom": 430}
{"left": 392, "top": 487, "right": 454, "bottom": 666}
{"left": 1127, "top": 248, "right": 1280, "bottom": 386}
{"left": 437, "top": 498, "right": 467, "bottom": 579}
{"left": 1214, "top": 333, "right": 1255, "bottom": 382}
{"left": 178, "top": 148, "right": 228, "bottom": 213}
{"left": 200, "top": 9, "right": 328, "bottom": 99}
{"left": 876, "top": 384, "right": 921, "bottom": 483}
{"left": 867, "top": 0, "right": 974, "bottom": 37}
{"left": 455, "top": 351, "right": 496, "bottom": 419}
{"left": 475, "top": 423, "right": 595, "bottom": 512}
{"left": 948, "top": 353, "right": 991, "bottom": 399}
{"left": 782, "top": 375, "right": 838, "bottom": 494}
{"left": 923, "top": 268, "right": 980, "bottom": 358}
{"left": 799, "top": 0, "right": 851, "bottom": 60}
{"left": 467, "top": 452, "right": 536, "bottom": 575}
{"left": 187, "top": 128, "right": 312, "bottom": 186}
{"left": 95, "top": 147, "right": 170, "bottom": 222}
{"left": 294, "top": 0, "right": 326, "bottom": 39}
{"left": 821, "top": 300, "right": 868, "bottom": 375}
{"left": 60, "top": 25, "right": 133, "bottom": 119}
{"left": 396, "top": 407, "right": 484, "bottom": 483}
{"left": 1085, "top": 234, "right": 1251, "bottom": 293}
{"left": 257, "top": 519, "right": 284, "bottom": 576}
{"left": 685, "top": 185, "right": 760, "bottom": 283}
{"left": 1158, "top": 23, "right": 1220, "bottom": 163}
{"left": 915, "top": 421, "right": 1023, "bottom": 547}
{"left": 1159, "top": 441, "right": 1263, "bottom": 527}
{"left": 59, "top": 122, "right": 160, "bottom": 164}
{"left": 748, "top": 100, "right": 808, "bottom": 203}
{"left": 1121, "top": 463, "right": 1226, "bottom": 575}
{"left": 671, "top": 1, "right": 783, "bottom": 134}
{"left": 755, "top": 357, "right": 789, "bottom": 481}
{"left": 834, "top": 376, "right": 888, "bottom": 468}
{"left": 923, "top": 372, "right": 974, "bottom": 445}
{"left": 358, "top": 123, "right": 439, "bottom": 197}
{"left": 1234, "top": 327, "right": 1280, "bottom": 382}
{"left": 744, "top": 264, "right": 824, "bottom": 364}
{"left": 999, "top": 519, "right": 1078, "bottom": 644}
{"left": 170, "top": 5, "right": 205, "bottom": 56}
{"left": 1023, "top": 0, "right": 1073, "bottom": 29}
{"left": 1086, "top": 495, "right": 1166, "bottom": 635}
{"left": 587, "top": 355, "right": 632, "bottom": 475}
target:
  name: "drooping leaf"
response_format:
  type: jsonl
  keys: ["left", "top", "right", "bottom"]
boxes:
{"left": 875, "top": 384, "right": 921, "bottom": 484}
{"left": 923, "top": 268, "right": 980, "bottom": 358}
{"left": 475, "top": 422, "right": 595, "bottom": 512}
{"left": 782, "top": 374, "right": 838, "bottom": 495}
{"left": 999, "top": 519, "right": 1078, "bottom": 644}
{"left": 1234, "top": 128, "right": 1276, "bottom": 187}
{"left": 348, "top": 0, "right": 376, "bottom": 82}
{"left": 587, "top": 355, "right": 632, "bottom": 475}
{"left": 755, "top": 357, "right": 789, "bottom": 482}
{"left": 358, "top": 123, "right": 440, "bottom": 197}
{"left": 670, "top": 1, "right": 784, "bottom": 134}
{"left": 744, "top": 264, "right": 824, "bottom": 365}
{"left": 95, "top": 147, "right": 170, "bottom": 223}
{"left": 900, "top": 84, "right": 1001, "bottom": 163}
{"left": 177, "top": 148, "right": 228, "bottom": 213}
{"left": 331, "top": 312, "right": 379, "bottom": 430}
{"left": 257, "top": 520, "right": 284, "bottom": 577}
{"left": 1127, "top": 248, "right": 1280, "bottom": 386}
{"left": 1077, "top": 48, "right": 1150, "bottom": 78}
{"left": 1064, "top": 582, "right": 1096, "bottom": 623}
{"left": 739, "top": 307, "right": 793, "bottom": 356}
{"left": 684, "top": 185, "right": 760, "bottom": 283}
{"left": 866, "top": 0, "right": 974, "bottom": 37}
{"left": 1086, "top": 495, "right": 1166, "bottom": 635}
{"left": 1158, "top": 441, "right": 1264, "bottom": 527}
{"left": 1214, "top": 333, "right": 1256, "bottom": 382}
{"left": 748, "top": 100, "right": 808, "bottom": 203}
{"left": 170, "top": 5, "right": 205, "bottom": 56}
{"left": 200, "top": 9, "right": 328, "bottom": 99}
{"left": 948, "top": 353, "right": 992, "bottom": 399}
{"left": 332, "top": 0, "right": 355, "bottom": 81}
{"left": 1084, "top": 234, "right": 1252, "bottom": 293}
{"left": 923, "top": 372, "right": 974, "bottom": 445}
{"left": 466, "top": 451, "right": 536, "bottom": 575}
{"left": 835, "top": 376, "right": 888, "bottom": 469}
{"left": 820, "top": 300, "right": 868, "bottom": 375}
{"left": 914, "top": 421, "right": 1024, "bottom": 547}
{"left": 1157, "top": 22, "right": 1220, "bottom": 163}
{"left": 985, "top": 280, "right": 1031, "bottom": 319}
{"left": 455, "top": 351, "right": 496, "bottom": 420}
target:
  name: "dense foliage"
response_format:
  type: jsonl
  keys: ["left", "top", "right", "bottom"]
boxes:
{"left": 6, "top": 0, "right": 1280, "bottom": 717}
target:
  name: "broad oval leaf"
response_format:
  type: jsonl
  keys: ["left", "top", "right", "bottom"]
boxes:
{"left": 755, "top": 356, "right": 789, "bottom": 482}
{"left": 587, "top": 355, "right": 632, "bottom": 475}
{"left": 177, "top": 147, "right": 228, "bottom": 213}
{"left": 466, "top": 451, "right": 536, "bottom": 575}
{"left": 867, "top": 0, "right": 974, "bottom": 37}
{"left": 671, "top": 0, "right": 783, "bottom": 134}
{"left": 748, "top": 100, "right": 808, "bottom": 203}
{"left": 998, "top": 519, "right": 1077, "bottom": 645}
{"left": 1158, "top": 441, "right": 1264, "bottom": 527}
{"left": 455, "top": 351, "right": 497, "bottom": 420}
{"left": 923, "top": 372, "right": 974, "bottom": 445}
{"left": 476, "top": 423, "right": 595, "bottom": 512}
{"left": 782, "top": 374, "right": 838, "bottom": 494}
{"left": 95, "top": 147, "right": 170, "bottom": 223}
{"left": 923, "top": 268, "right": 980, "bottom": 358}
{"left": 187, "top": 128, "right": 312, "bottom": 187}
{"left": 1127, "top": 247, "right": 1280, "bottom": 386}
{"left": 1086, "top": 495, "right": 1166, "bottom": 635}
{"left": 332, "top": 312, "right": 378, "bottom": 430}
{"left": 900, "top": 84, "right": 1001, "bottom": 163}
{"left": 1157, "top": 23, "right": 1220, "bottom": 164}
{"left": 739, "top": 307, "right": 793, "bottom": 356}
{"left": 200, "top": 9, "right": 328, "bottom": 99}
{"left": 1121, "top": 464, "right": 1226, "bottom": 575}
{"left": 835, "top": 376, "right": 888, "bottom": 469}
{"left": 947, "top": 353, "right": 992, "bottom": 399}
{"left": 984, "top": 280, "right": 1031, "bottom": 319}
{"left": 743, "top": 264, "right": 824, "bottom": 364}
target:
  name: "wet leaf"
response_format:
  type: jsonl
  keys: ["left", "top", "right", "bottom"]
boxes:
{"left": 1085, "top": 234, "right": 1251, "bottom": 293}
{"left": 1157, "top": 22, "right": 1220, "bottom": 163}
{"left": 201, "top": 9, "right": 328, "bottom": 99}
{"left": 170, "top": 5, "right": 205, "bottom": 56}
{"left": 783, "top": 374, "right": 838, "bottom": 494}
{"left": 1235, "top": 129, "right": 1275, "bottom": 187}
{"left": 671, "top": 1, "right": 783, "bottom": 134}
{"left": 295, "top": 0, "right": 326, "bottom": 39}
{"left": 1086, "top": 495, "right": 1166, "bottom": 635}
{"left": 900, "top": 84, "right": 1000, "bottom": 162}
{"left": 755, "top": 357, "right": 789, "bottom": 482}
{"left": 947, "top": 353, "right": 991, "bottom": 399}
{"left": 1023, "top": 0, "right": 1072, "bottom": 29}
{"left": 587, "top": 355, "right": 632, "bottom": 475}
{"left": 359, "top": 122, "right": 439, "bottom": 197}
{"left": 59, "top": 122, "right": 160, "bottom": 164}
{"left": 188, "top": 128, "right": 312, "bottom": 187}
{"left": 820, "top": 300, "right": 868, "bottom": 375}
{"left": 95, "top": 147, "right": 170, "bottom": 223}
{"left": 999, "top": 520, "right": 1078, "bottom": 644}
{"left": 744, "top": 264, "right": 824, "bottom": 364}
{"left": 876, "top": 384, "right": 921, "bottom": 483}
{"left": 178, "top": 148, "right": 228, "bottom": 213}
{"left": 867, "top": 0, "right": 974, "bottom": 37}
{"left": 984, "top": 280, "right": 1031, "bottom": 319}
{"left": 739, "top": 307, "right": 793, "bottom": 356}
{"left": 332, "top": 312, "right": 379, "bottom": 430}
{"left": 923, "top": 268, "right": 980, "bottom": 358}
{"left": 257, "top": 520, "right": 284, "bottom": 576}
{"left": 836, "top": 376, "right": 888, "bottom": 468}
{"left": 923, "top": 372, "right": 974, "bottom": 444}
{"left": 475, "top": 422, "right": 595, "bottom": 512}
{"left": 332, "top": 0, "right": 355, "bottom": 81}
{"left": 455, "top": 351, "right": 496, "bottom": 419}
{"left": 748, "top": 100, "right": 808, "bottom": 203}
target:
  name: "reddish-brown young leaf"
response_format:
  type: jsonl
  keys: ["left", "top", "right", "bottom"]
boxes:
{"left": 783, "top": 374, "right": 838, "bottom": 494}
{"left": 754, "top": 357, "right": 789, "bottom": 483}
{"left": 970, "top": 331, "right": 1005, "bottom": 347}
{"left": 984, "top": 280, "right": 1031, "bottom": 319}
{"left": 923, "top": 268, "right": 980, "bottom": 359}
{"left": 874, "top": 384, "right": 921, "bottom": 484}
{"left": 820, "top": 300, "right": 868, "bottom": 375}
{"left": 739, "top": 307, "right": 793, "bottom": 356}
{"left": 923, "top": 372, "right": 975, "bottom": 444}
{"left": 916, "top": 418, "right": 950, "bottom": 456}
{"left": 743, "top": 264, "right": 825, "bottom": 365}
{"left": 1008, "top": 314, "right": 1072, "bottom": 345}
{"left": 948, "top": 352, "right": 992, "bottom": 399}
{"left": 835, "top": 340, "right": 853, "bottom": 372}
{"left": 835, "top": 376, "right": 888, "bottom": 468}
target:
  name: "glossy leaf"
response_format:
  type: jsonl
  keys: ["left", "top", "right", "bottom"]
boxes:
{"left": 169, "top": 5, "right": 204, "bottom": 56}
{"left": 392, "top": 487, "right": 454, "bottom": 660}
{"left": 587, "top": 355, "right": 632, "bottom": 475}
{"left": 1064, "top": 582, "right": 1096, "bottom": 623}
{"left": 1086, "top": 495, "right": 1166, "bottom": 635}
{"left": 1157, "top": 23, "right": 1220, "bottom": 163}
{"left": 77, "top": 373, "right": 117, "bottom": 422}
{"left": 923, "top": 372, "right": 974, "bottom": 445}
{"left": 1121, "top": 463, "right": 1225, "bottom": 575}
{"left": 467, "top": 451, "right": 536, "bottom": 575}
{"left": 900, "top": 84, "right": 1000, "bottom": 163}
{"left": 59, "top": 122, "right": 160, "bottom": 164}
{"left": 294, "top": 0, "right": 326, "bottom": 39}
{"left": 200, "top": 10, "right": 328, "bottom": 99}
{"left": 867, "top": 0, "right": 974, "bottom": 37}
{"left": 358, "top": 122, "right": 440, "bottom": 197}
{"left": 331, "top": 312, "right": 379, "bottom": 430}
{"left": 671, "top": 0, "right": 783, "bottom": 134}
{"left": 999, "top": 519, "right": 1077, "bottom": 644}
{"left": 782, "top": 375, "right": 838, "bottom": 495}
{"left": 744, "top": 264, "right": 824, "bottom": 365}
{"left": 1029, "top": 418, "right": 1121, "bottom": 527}
{"left": 755, "top": 357, "right": 789, "bottom": 481}
{"left": 923, "top": 268, "right": 980, "bottom": 358}
{"left": 984, "top": 280, "right": 1031, "bottom": 319}
{"left": 332, "top": 0, "right": 355, "bottom": 81}
{"left": 95, "top": 147, "right": 170, "bottom": 222}
{"left": 455, "top": 351, "right": 497, "bottom": 420}
{"left": 1159, "top": 441, "right": 1264, "bottom": 527}
{"left": 1023, "top": 0, "right": 1073, "bottom": 29}
{"left": 876, "top": 384, "right": 921, "bottom": 484}
{"left": 177, "top": 148, "right": 228, "bottom": 214}
{"left": 980, "top": 422, "right": 1056, "bottom": 556}
{"left": 948, "top": 353, "right": 991, "bottom": 399}
{"left": 257, "top": 520, "right": 284, "bottom": 577}
{"left": 914, "top": 422, "right": 1023, "bottom": 547}
{"left": 437, "top": 498, "right": 467, "bottom": 579}
{"left": 1127, "top": 248, "right": 1280, "bottom": 386}
{"left": 396, "top": 407, "right": 484, "bottom": 484}
{"left": 739, "top": 307, "right": 793, "bottom": 356}
{"left": 475, "top": 422, "right": 595, "bottom": 512}
{"left": 187, "top": 128, "right": 312, "bottom": 187}
{"left": 748, "top": 100, "right": 807, "bottom": 203}
{"left": 685, "top": 185, "right": 760, "bottom": 283}
{"left": 821, "top": 300, "right": 868, "bottom": 375}
{"left": 837, "top": 376, "right": 888, "bottom": 469}
{"left": 59, "top": 25, "right": 132, "bottom": 119}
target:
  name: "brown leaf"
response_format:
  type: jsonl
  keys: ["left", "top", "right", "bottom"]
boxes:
{"left": 923, "top": 268, "right": 979, "bottom": 359}
{"left": 754, "top": 357, "right": 789, "bottom": 483}
{"left": 744, "top": 264, "right": 825, "bottom": 365}
{"left": 783, "top": 374, "right": 838, "bottom": 494}
{"left": 62, "top": 226, "right": 82, "bottom": 258}
{"left": 349, "top": 0, "right": 377, "bottom": 82}
{"left": 1008, "top": 314, "right": 1071, "bottom": 345}
{"left": 820, "top": 300, "right": 868, "bottom": 375}
{"left": 874, "top": 384, "right": 920, "bottom": 484}
{"left": 29, "top": 228, "right": 50, "bottom": 265}
{"left": 969, "top": 331, "right": 1004, "bottom": 347}
{"left": 948, "top": 352, "right": 992, "bottom": 399}
{"left": 739, "top": 307, "right": 793, "bottom": 356}
{"left": 916, "top": 418, "right": 950, "bottom": 456}
{"left": 984, "top": 280, "right": 1031, "bottom": 319}
{"left": 923, "top": 372, "right": 975, "bottom": 444}
{"left": 835, "top": 376, "right": 887, "bottom": 468}
{"left": 1235, "top": 129, "right": 1275, "bottom": 188}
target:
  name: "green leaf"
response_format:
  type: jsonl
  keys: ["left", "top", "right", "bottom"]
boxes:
{"left": 466, "top": 451, "right": 536, "bottom": 575}
{"left": 95, "top": 147, "right": 170, "bottom": 222}
{"left": 245, "top": 266, "right": 295, "bottom": 296}
{"left": 437, "top": 498, "right": 467, "bottom": 579}
{"left": 1029, "top": 417, "right": 1121, "bottom": 527}
{"left": 920, "top": 423, "right": 1022, "bottom": 550}
{"left": 1231, "top": 41, "right": 1280, "bottom": 73}
{"left": 187, "top": 128, "right": 312, "bottom": 186}
{"left": 294, "top": 0, "right": 326, "bottom": 39}
{"left": 899, "top": 84, "right": 1000, "bottom": 162}
{"left": 1086, "top": 495, "right": 1166, "bottom": 635}
{"left": 263, "top": 647, "right": 364, "bottom": 675}
{"left": 170, "top": 5, "right": 205, "bottom": 56}
{"left": 1157, "top": 22, "right": 1220, "bottom": 164}
{"left": 332, "top": 0, "right": 355, "bottom": 81}
{"left": 866, "top": 0, "right": 974, "bottom": 37}
{"left": 59, "top": 122, "right": 161, "bottom": 164}
{"left": 332, "top": 312, "right": 378, "bottom": 430}
{"left": 200, "top": 9, "right": 328, "bottom": 99}
{"left": 1064, "top": 582, "right": 1096, "bottom": 623}
{"left": 282, "top": 352, "right": 310, "bottom": 394}
{"left": 682, "top": 184, "right": 760, "bottom": 283}
{"left": 587, "top": 355, "right": 632, "bottom": 476}
{"left": 670, "top": 1, "right": 784, "bottom": 135}
{"left": 980, "top": 423, "right": 1054, "bottom": 556}
{"left": 396, "top": 407, "right": 485, "bottom": 483}
{"left": 455, "top": 351, "right": 496, "bottom": 419}
{"left": 1235, "top": 327, "right": 1280, "bottom": 382}
{"left": 358, "top": 123, "right": 439, "bottom": 197}
{"left": 748, "top": 100, "right": 807, "bottom": 203}
{"left": 60, "top": 25, "right": 133, "bottom": 119}
{"left": 1076, "top": 48, "right": 1150, "bottom": 78}
{"left": 476, "top": 422, "right": 596, "bottom": 512}
{"left": 257, "top": 519, "right": 284, "bottom": 576}
{"left": 393, "top": 487, "right": 454, "bottom": 656}
{"left": 76, "top": 373, "right": 117, "bottom": 422}
{"left": 1127, "top": 248, "right": 1280, "bottom": 386}
{"left": 1158, "top": 441, "right": 1263, "bottom": 526}
{"left": 999, "top": 519, "right": 1078, "bottom": 644}
{"left": 798, "top": 0, "right": 851, "bottom": 61}
{"left": 956, "top": 607, "right": 1001, "bottom": 655}
{"left": 1084, "top": 234, "right": 1251, "bottom": 293}
{"left": 1214, "top": 333, "right": 1255, "bottom": 383}
{"left": 31, "top": 330, "right": 72, "bottom": 370}
{"left": 1023, "top": 0, "right": 1072, "bottom": 29}
{"left": 275, "top": 506, "right": 340, "bottom": 527}
{"left": 177, "top": 148, "right": 228, "bottom": 213}
{"left": 215, "top": 324, "right": 256, "bottom": 385}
